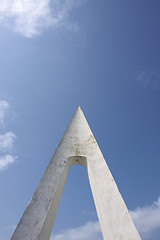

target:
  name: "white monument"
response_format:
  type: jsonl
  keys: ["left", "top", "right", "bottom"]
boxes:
{"left": 11, "top": 106, "right": 141, "bottom": 240}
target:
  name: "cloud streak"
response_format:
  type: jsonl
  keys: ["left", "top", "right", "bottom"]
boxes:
{"left": 0, "top": 154, "right": 16, "bottom": 171}
{"left": 51, "top": 221, "right": 103, "bottom": 240}
{"left": 0, "top": 100, "right": 17, "bottom": 171}
{"left": 0, "top": 132, "right": 16, "bottom": 152}
{"left": 0, "top": 0, "right": 85, "bottom": 38}
{"left": 131, "top": 197, "right": 160, "bottom": 239}
{"left": 51, "top": 196, "right": 160, "bottom": 240}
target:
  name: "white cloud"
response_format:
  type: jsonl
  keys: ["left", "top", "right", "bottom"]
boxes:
{"left": 0, "top": 100, "right": 9, "bottom": 126}
{"left": 0, "top": 154, "right": 16, "bottom": 171}
{"left": 131, "top": 197, "right": 160, "bottom": 239}
{"left": 50, "top": 197, "right": 160, "bottom": 240}
{"left": 51, "top": 221, "right": 103, "bottom": 240}
{"left": 0, "top": 0, "right": 85, "bottom": 38}
{"left": 0, "top": 100, "right": 17, "bottom": 171}
{"left": 0, "top": 131, "right": 16, "bottom": 151}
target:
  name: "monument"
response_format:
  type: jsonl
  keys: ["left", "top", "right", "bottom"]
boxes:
{"left": 11, "top": 106, "right": 141, "bottom": 240}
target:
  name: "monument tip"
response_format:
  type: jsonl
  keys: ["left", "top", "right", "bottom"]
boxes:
{"left": 76, "top": 105, "right": 81, "bottom": 111}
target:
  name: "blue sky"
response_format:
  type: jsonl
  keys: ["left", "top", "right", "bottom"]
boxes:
{"left": 0, "top": 0, "right": 160, "bottom": 239}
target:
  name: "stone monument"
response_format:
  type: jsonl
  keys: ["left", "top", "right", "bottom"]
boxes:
{"left": 11, "top": 106, "right": 141, "bottom": 240}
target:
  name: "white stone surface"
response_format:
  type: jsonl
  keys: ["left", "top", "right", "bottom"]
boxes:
{"left": 11, "top": 106, "right": 141, "bottom": 240}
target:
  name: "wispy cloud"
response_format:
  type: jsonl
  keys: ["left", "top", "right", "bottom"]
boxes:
{"left": 0, "top": 100, "right": 17, "bottom": 171}
{"left": 137, "top": 70, "right": 160, "bottom": 89}
{"left": 50, "top": 197, "right": 160, "bottom": 240}
{"left": 131, "top": 197, "right": 160, "bottom": 239}
{"left": 51, "top": 221, "right": 103, "bottom": 240}
{"left": 0, "top": 100, "right": 9, "bottom": 126}
{"left": 0, "top": 0, "right": 85, "bottom": 38}
{"left": 0, "top": 154, "right": 17, "bottom": 171}
{"left": 0, "top": 132, "right": 16, "bottom": 152}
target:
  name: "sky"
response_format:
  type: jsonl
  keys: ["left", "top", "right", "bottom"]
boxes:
{"left": 0, "top": 0, "right": 160, "bottom": 239}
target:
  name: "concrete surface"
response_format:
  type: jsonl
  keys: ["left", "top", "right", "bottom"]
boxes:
{"left": 11, "top": 106, "right": 141, "bottom": 240}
